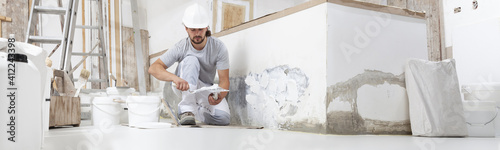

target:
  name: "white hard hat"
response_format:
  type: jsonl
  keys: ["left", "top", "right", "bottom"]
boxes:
{"left": 182, "top": 3, "right": 209, "bottom": 28}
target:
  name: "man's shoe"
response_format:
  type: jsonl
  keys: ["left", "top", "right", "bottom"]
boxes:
{"left": 179, "top": 112, "right": 196, "bottom": 125}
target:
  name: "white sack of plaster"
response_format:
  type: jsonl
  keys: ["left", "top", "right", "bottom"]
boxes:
{"left": 405, "top": 59, "right": 468, "bottom": 136}
{"left": 325, "top": 2, "right": 427, "bottom": 128}
{"left": 218, "top": 4, "right": 328, "bottom": 129}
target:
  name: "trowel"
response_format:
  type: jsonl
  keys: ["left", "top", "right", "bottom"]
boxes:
{"left": 172, "top": 83, "right": 229, "bottom": 99}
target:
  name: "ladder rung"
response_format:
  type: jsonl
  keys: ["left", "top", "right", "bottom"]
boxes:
{"left": 72, "top": 52, "right": 104, "bottom": 57}
{"left": 34, "top": 6, "right": 67, "bottom": 15}
{"left": 72, "top": 79, "right": 108, "bottom": 82}
{"left": 28, "top": 36, "right": 62, "bottom": 44}
{"left": 76, "top": 25, "right": 99, "bottom": 29}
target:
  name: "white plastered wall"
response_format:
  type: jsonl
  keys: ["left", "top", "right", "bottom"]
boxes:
{"left": 326, "top": 2, "right": 427, "bottom": 128}
{"left": 218, "top": 4, "right": 327, "bottom": 129}
{"left": 443, "top": 0, "right": 500, "bottom": 85}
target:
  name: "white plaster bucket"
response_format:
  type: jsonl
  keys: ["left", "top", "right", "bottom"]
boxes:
{"left": 80, "top": 92, "right": 107, "bottom": 120}
{"left": 463, "top": 101, "right": 497, "bottom": 137}
{"left": 92, "top": 97, "right": 121, "bottom": 126}
{"left": 462, "top": 83, "right": 500, "bottom": 137}
{"left": 126, "top": 96, "right": 161, "bottom": 127}
{"left": 107, "top": 87, "right": 135, "bottom": 124}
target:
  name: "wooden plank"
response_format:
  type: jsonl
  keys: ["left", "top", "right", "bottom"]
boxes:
{"left": 114, "top": 0, "right": 122, "bottom": 86}
{"left": 122, "top": 27, "right": 150, "bottom": 91}
{"left": 222, "top": 2, "right": 246, "bottom": 30}
{"left": 73, "top": 97, "right": 81, "bottom": 125}
{"left": 212, "top": 0, "right": 218, "bottom": 32}
{"left": 0, "top": 16, "right": 12, "bottom": 21}
{"left": 49, "top": 97, "right": 57, "bottom": 127}
{"left": 327, "top": 0, "right": 425, "bottom": 18}
{"left": 49, "top": 96, "right": 81, "bottom": 127}
{"left": 387, "top": 0, "right": 406, "bottom": 8}
{"left": 82, "top": 0, "right": 86, "bottom": 70}
{"left": 213, "top": 0, "right": 424, "bottom": 37}
{"left": 4, "top": 0, "right": 28, "bottom": 41}
{"left": 437, "top": 0, "right": 446, "bottom": 61}
{"left": 0, "top": 0, "right": 6, "bottom": 38}
{"left": 354, "top": 0, "right": 384, "bottom": 5}
{"left": 108, "top": 0, "right": 113, "bottom": 87}
{"left": 421, "top": 0, "right": 442, "bottom": 61}
{"left": 149, "top": 49, "right": 168, "bottom": 60}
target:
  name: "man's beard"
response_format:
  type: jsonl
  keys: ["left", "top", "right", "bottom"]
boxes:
{"left": 191, "top": 36, "right": 205, "bottom": 44}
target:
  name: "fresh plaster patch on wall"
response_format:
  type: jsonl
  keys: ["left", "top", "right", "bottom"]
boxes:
{"left": 326, "top": 69, "right": 410, "bottom": 134}
{"left": 243, "top": 65, "right": 310, "bottom": 129}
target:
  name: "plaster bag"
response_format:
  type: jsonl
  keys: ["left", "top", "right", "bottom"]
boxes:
{"left": 405, "top": 58, "right": 468, "bottom": 136}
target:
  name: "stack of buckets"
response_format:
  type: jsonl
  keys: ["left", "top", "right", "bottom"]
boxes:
{"left": 92, "top": 87, "right": 162, "bottom": 127}
{"left": 462, "top": 83, "right": 500, "bottom": 137}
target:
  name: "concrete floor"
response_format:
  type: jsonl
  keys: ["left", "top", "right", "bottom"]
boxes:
{"left": 43, "top": 121, "right": 500, "bottom": 150}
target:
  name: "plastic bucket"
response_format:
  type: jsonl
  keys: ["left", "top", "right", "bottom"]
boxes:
{"left": 92, "top": 97, "right": 121, "bottom": 126}
{"left": 462, "top": 83, "right": 500, "bottom": 137}
{"left": 80, "top": 92, "right": 107, "bottom": 120}
{"left": 107, "top": 87, "right": 135, "bottom": 124}
{"left": 463, "top": 101, "right": 497, "bottom": 137}
{"left": 126, "top": 96, "right": 161, "bottom": 127}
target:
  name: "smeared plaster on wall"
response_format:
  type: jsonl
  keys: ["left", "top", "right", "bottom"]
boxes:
{"left": 243, "top": 65, "right": 310, "bottom": 129}
{"left": 326, "top": 69, "right": 410, "bottom": 134}
{"left": 228, "top": 76, "right": 249, "bottom": 125}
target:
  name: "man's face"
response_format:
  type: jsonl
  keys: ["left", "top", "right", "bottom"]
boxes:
{"left": 186, "top": 27, "right": 207, "bottom": 45}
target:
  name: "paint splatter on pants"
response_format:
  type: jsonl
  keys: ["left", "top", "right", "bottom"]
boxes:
{"left": 173, "top": 56, "right": 230, "bottom": 125}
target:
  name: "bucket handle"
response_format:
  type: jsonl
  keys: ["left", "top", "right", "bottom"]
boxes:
{"left": 463, "top": 89, "right": 499, "bottom": 126}
{"left": 92, "top": 102, "right": 121, "bottom": 115}
{"left": 466, "top": 106, "right": 499, "bottom": 126}
{"left": 126, "top": 101, "right": 162, "bottom": 115}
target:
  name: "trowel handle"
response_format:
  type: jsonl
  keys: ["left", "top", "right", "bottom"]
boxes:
{"left": 212, "top": 92, "right": 219, "bottom": 100}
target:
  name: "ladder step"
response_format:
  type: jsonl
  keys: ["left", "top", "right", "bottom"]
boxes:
{"left": 34, "top": 6, "right": 67, "bottom": 15}
{"left": 76, "top": 25, "right": 99, "bottom": 30}
{"left": 72, "top": 52, "right": 104, "bottom": 57}
{"left": 28, "top": 36, "right": 62, "bottom": 44}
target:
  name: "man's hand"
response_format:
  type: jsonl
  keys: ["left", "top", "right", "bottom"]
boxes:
{"left": 208, "top": 93, "right": 222, "bottom": 105}
{"left": 173, "top": 77, "right": 190, "bottom": 91}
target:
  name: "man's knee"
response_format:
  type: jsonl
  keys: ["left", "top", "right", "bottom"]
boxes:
{"left": 203, "top": 110, "right": 230, "bottom": 126}
{"left": 180, "top": 56, "right": 199, "bottom": 66}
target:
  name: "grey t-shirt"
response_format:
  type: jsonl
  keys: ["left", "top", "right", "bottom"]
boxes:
{"left": 160, "top": 36, "right": 229, "bottom": 84}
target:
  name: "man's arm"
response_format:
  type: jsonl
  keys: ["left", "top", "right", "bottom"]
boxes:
{"left": 148, "top": 59, "right": 190, "bottom": 91}
{"left": 208, "top": 69, "right": 229, "bottom": 105}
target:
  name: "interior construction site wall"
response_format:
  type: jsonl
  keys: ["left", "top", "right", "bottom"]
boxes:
{"left": 216, "top": 1, "right": 428, "bottom": 134}
{"left": 443, "top": 0, "right": 500, "bottom": 85}
{"left": 325, "top": 3, "right": 428, "bottom": 134}
{"left": 452, "top": 18, "right": 500, "bottom": 85}
{"left": 217, "top": 4, "right": 328, "bottom": 132}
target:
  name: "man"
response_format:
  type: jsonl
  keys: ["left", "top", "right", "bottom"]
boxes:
{"left": 149, "top": 3, "right": 230, "bottom": 126}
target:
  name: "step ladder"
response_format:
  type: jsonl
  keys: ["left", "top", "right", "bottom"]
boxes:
{"left": 26, "top": 0, "right": 110, "bottom": 91}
